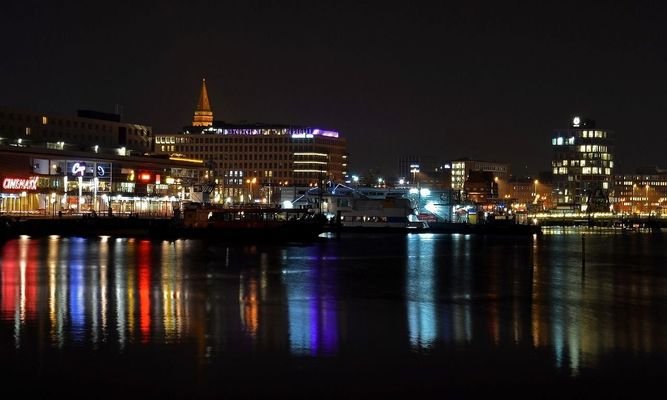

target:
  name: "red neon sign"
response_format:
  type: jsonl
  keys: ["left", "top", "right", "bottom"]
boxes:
{"left": 139, "top": 173, "right": 152, "bottom": 183}
{"left": 2, "top": 176, "right": 38, "bottom": 191}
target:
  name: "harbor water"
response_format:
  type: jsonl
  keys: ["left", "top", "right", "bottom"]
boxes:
{"left": 0, "top": 231, "right": 665, "bottom": 398}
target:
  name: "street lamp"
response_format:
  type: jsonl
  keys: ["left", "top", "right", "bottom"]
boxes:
{"left": 646, "top": 184, "right": 650, "bottom": 213}
{"left": 410, "top": 164, "right": 420, "bottom": 186}
{"left": 246, "top": 177, "right": 256, "bottom": 202}
{"left": 533, "top": 179, "right": 539, "bottom": 197}
{"left": 632, "top": 183, "right": 637, "bottom": 214}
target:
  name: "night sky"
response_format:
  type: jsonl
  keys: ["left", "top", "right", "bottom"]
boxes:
{"left": 1, "top": 1, "right": 666, "bottom": 177}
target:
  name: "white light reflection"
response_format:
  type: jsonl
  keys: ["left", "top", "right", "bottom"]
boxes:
{"left": 406, "top": 234, "right": 437, "bottom": 350}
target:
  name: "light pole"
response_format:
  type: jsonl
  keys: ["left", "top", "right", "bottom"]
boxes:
{"left": 246, "top": 177, "right": 256, "bottom": 203}
{"left": 645, "top": 184, "right": 650, "bottom": 214}
{"left": 410, "top": 164, "right": 419, "bottom": 187}
{"left": 533, "top": 179, "right": 539, "bottom": 198}
{"left": 632, "top": 183, "right": 637, "bottom": 214}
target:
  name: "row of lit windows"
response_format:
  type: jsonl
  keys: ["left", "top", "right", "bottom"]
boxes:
{"left": 581, "top": 167, "right": 612, "bottom": 175}
{"left": 581, "top": 130, "right": 607, "bottom": 138}
{"left": 578, "top": 145, "right": 608, "bottom": 153}
{"left": 552, "top": 160, "right": 614, "bottom": 168}
{"left": 619, "top": 181, "right": 667, "bottom": 186}
{"left": 553, "top": 167, "right": 612, "bottom": 175}
{"left": 552, "top": 137, "right": 575, "bottom": 146}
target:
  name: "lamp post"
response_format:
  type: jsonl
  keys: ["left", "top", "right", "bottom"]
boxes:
{"left": 533, "top": 179, "right": 539, "bottom": 198}
{"left": 646, "top": 184, "right": 650, "bottom": 214}
{"left": 410, "top": 164, "right": 420, "bottom": 187}
{"left": 632, "top": 183, "right": 637, "bottom": 214}
{"left": 246, "top": 177, "right": 256, "bottom": 203}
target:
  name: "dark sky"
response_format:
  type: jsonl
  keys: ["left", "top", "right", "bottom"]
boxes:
{"left": 1, "top": 1, "right": 666, "bottom": 177}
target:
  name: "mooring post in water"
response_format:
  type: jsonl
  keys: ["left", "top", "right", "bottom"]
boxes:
{"left": 581, "top": 234, "right": 586, "bottom": 269}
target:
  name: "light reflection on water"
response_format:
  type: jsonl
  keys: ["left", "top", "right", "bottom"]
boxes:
{"left": 0, "top": 233, "right": 666, "bottom": 383}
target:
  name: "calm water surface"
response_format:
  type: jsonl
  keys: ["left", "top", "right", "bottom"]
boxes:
{"left": 0, "top": 232, "right": 666, "bottom": 398}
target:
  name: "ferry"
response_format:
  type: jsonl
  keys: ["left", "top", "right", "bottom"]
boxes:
{"left": 328, "top": 197, "right": 428, "bottom": 231}
{"left": 177, "top": 203, "right": 327, "bottom": 241}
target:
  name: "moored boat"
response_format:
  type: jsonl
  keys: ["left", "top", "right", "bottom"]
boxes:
{"left": 174, "top": 203, "right": 327, "bottom": 241}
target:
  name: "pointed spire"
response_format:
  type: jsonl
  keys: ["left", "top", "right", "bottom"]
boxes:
{"left": 193, "top": 78, "right": 214, "bottom": 127}
{"left": 197, "top": 78, "right": 211, "bottom": 112}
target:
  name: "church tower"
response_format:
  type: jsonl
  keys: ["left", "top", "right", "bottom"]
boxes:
{"left": 192, "top": 78, "right": 213, "bottom": 127}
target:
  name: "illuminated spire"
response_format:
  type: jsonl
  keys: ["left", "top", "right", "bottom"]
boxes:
{"left": 193, "top": 78, "right": 213, "bottom": 127}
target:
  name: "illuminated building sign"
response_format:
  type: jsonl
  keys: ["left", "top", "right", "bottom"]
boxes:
{"left": 66, "top": 161, "right": 111, "bottom": 178}
{"left": 67, "top": 161, "right": 95, "bottom": 177}
{"left": 202, "top": 126, "right": 340, "bottom": 138}
{"left": 96, "top": 163, "right": 111, "bottom": 177}
{"left": 2, "top": 176, "right": 39, "bottom": 191}
{"left": 139, "top": 172, "right": 152, "bottom": 183}
{"left": 71, "top": 162, "right": 86, "bottom": 176}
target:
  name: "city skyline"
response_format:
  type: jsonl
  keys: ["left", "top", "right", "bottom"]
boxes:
{"left": 2, "top": 1, "right": 667, "bottom": 175}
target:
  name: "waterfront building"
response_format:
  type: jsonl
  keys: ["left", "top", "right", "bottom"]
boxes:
{"left": 0, "top": 105, "right": 204, "bottom": 215}
{"left": 464, "top": 171, "right": 497, "bottom": 203}
{"left": 0, "top": 107, "right": 153, "bottom": 156}
{"left": 0, "top": 135, "right": 205, "bottom": 216}
{"left": 450, "top": 158, "right": 511, "bottom": 192}
{"left": 611, "top": 166, "right": 667, "bottom": 215}
{"left": 153, "top": 80, "right": 348, "bottom": 203}
{"left": 551, "top": 116, "right": 614, "bottom": 211}
{"left": 496, "top": 176, "right": 553, "bottom": 212}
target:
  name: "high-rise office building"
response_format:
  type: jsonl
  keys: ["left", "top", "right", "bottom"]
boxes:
{"left": 551, "top": 116, "right": 614, "bottom": 210}
{"left": 154, "top": 81, "right": 348, "bottom": 203}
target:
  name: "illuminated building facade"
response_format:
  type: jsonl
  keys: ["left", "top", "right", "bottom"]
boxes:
{"left": 0, "top": 145, "right": 205, "bottom": 215}
{"left": 451, "top": 158, "right": 511, "bottom": 192}
{"left": 154, "top": 82, "right": 348, "bottom": 203}
{"left": 0, "top": 107, "right": 153, "bottom": 155}
{"left": 551, "top": 117, "right": 614, "bottom": 210}
{"left": 611, "top": 167, "right": 667, "bottom": 215}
